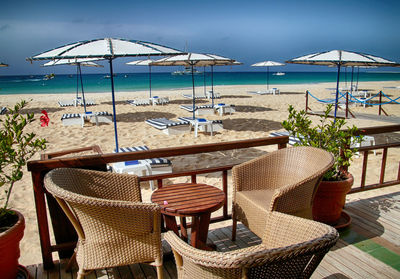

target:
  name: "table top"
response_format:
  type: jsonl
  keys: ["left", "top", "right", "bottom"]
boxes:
{"left": 151, "top": 183, "right": 225, "bottom": 217}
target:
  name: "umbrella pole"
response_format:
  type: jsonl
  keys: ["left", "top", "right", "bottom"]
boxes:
{"left": 149, "top": 65, "right": 152, "bottom": 98}
{"left": 356, "top": 67, "right": 360, "bottom": 89}
{"left": 109, "top": 59, "right": 119, "bottom": 151}
{"left": 350, "top": 66, "right": 354, "bottom": 93}
{"left": 267, "top": 66, "right": 269, "bottom": 90}
{"left": 211, "top": 65, "right": 214, "bottom": 106}
{"left": 76, "top": 66, "right": 79, "bottom": 101}
{"left": 191, "top": 64, "right": 196, "bottom": 119}
{"left": 78, "top": 63, "right": 87, "bottom": 113}
{"left": 203, "top": 66, "right": 206, "bottom": 97}
{"left": 334, "top": 64, "right": 341, "bottom": 121}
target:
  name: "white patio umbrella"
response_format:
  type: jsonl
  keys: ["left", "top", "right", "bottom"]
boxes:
{"left": 126, "top": 59, "right": 155, "bottom": 98}
{"left": 42, "top": 58, "right": 103, "bottom": 113}
{"left": 251, "top": 61, "right": 285, "bottom": 91}
{"left": 27, "top": 38, "right": 183, "bottom": 151}
{"left": 286, "top": 50, "right": 400, "bottom": 119}
{"left": 151, "top": 53, "right": 236, "bottom": 115}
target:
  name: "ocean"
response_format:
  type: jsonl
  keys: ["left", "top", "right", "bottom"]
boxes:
{"left": 0, "top": 71, "right": 400, "bottom": 95}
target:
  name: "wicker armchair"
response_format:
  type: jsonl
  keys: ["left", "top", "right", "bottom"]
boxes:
{"left": 44, "top": 168, "right": 163, "bottom": 279}
{"left": 232, "top": 146, "right": 334, "bottom": 240}
{"left": 165, "top": 211, "right": 338, "bottom": 279}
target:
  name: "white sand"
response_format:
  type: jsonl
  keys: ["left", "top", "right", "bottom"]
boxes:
{"left": 1, "top": 81, "right": 399, "bottom": 265}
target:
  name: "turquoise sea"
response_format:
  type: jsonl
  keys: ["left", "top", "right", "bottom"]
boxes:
{"left": 0, "top": 71, "right": 400, "bottom": 95}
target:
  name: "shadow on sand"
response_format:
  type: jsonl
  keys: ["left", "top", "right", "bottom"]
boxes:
{"left": 223, "top": 118, "right": 282, "bottom": 132}
{"left": 116, "top": 111, "right": 177, "bottom": 123}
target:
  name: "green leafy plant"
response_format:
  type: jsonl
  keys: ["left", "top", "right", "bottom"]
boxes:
{"left": 282, "top": 104, "right": 363, "bottom": 181}
{"left": 0, "top": 100, "right": 47, "bottom": 229}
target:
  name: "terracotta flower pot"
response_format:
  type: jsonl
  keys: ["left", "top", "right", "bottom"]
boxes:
{"left": 0, "top": 210, "right": 25, "bottom": 279}
{"left": 312, "top": 174, "right": 354, "bottom": 225}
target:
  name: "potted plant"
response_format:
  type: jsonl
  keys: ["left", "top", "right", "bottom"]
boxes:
{"left": 282, "top": 104, "right": 363, "bottom": 226}
{"left": 0, "top": 100, "right": 47, "bottom": 279}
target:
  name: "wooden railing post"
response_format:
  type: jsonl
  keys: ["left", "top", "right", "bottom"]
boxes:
{"left": 360, "top": 151, "right": 369, "bottom": 188}
{"left": 305, "top": 90, "right": 309, "bottom": 113}
{"left": 380, "top": 148, "right": 388, "bottom": 185}
{"left": 31, "top": 170, "right": 54, "bottom": 269}
{"left": 222, "top": 170, "right": 228, "bottom": 218}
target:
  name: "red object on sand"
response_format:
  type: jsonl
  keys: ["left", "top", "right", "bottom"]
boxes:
{"left": 40, "top": 110, "right": 49, "bottom": 127}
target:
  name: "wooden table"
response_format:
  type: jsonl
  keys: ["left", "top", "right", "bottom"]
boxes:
{"left": 151, "top": 183, "right": 225, "bottom": 250}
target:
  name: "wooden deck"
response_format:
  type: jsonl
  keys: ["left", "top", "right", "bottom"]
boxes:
{"left": 25, "top": 185, "right": 400, "bottom": 279}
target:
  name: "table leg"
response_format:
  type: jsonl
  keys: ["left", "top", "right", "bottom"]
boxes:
{"left": 191, "top": 213, "right": 214, "bottom": 250}
{"left": 163, "top": 215, "right": 179, "bottom": 236}
{"left": 179, "top": 217, "right": 188, "bottom": 242}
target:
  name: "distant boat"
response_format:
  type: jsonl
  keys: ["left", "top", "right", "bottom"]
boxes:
{"left": 172, "top": 66, "right": 202, "bottom": 75}
{"left": 273, "top": 72, "right": 285, "bottom": 76}
{"left": 104, "top": 74, "right": 117, "bottom": 79}
{"left": 43, "top": 73, "right": 55, "bottom": 80}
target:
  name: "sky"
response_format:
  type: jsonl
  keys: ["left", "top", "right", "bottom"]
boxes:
{"left": 1, "top": 0, "right": 399, "bottom": 75}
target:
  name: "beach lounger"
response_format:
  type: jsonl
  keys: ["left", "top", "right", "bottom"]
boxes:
{"left": 112, "top": 145, "right": 173, "bottom": 190}
{"left": 179, "top": 104, "right": 215, "bottom": 116}
{"left": 248, "top": 88, "right": 280, "bottom": 95}
{"left": 126, "top": 99, "right": 151, "bottom": 106}
{"left": 89, "top": 111, "right": 113, "bottom": 124}
{"left": 0, "top": 107, "right": 6, "bottom": 115}
{"left": 178, "top": 116, "right": 223, "bottom": 137}
{"left": 182, "top": 93, "right": 207, "bottom": 99}
{"left": 206, "top": 90, "right": 221, "bottom": 99}
{"left": 145, "top": 117, "right": 191, "bottom": 135}
{"left": 150, "top": 96, "right": 170, "bottom": 105}
{"left": 270, "top": 131, "right": 376, "bottom": 155}
{"left": 58, "top": 98, "right": 96, "bottom": 107}
{"left": 214, "top": 103, "right": 236, "bottom": 116}
{"left": 269, "top": 131, "right": 302, "bottom": 145}
{"left": 61, "top": 113, "right": 82, "bottom": 126}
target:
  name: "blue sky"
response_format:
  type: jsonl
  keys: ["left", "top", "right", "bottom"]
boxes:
{"left": 1, "top": 0, "right": 399, "bottom": 75}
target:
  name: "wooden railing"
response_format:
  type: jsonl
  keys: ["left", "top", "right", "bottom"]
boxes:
{"left": 350, "top": 124, "right": 400, "bottom": 193}
{"left": 27, "top": 136, "right": 288, "bottom": 269}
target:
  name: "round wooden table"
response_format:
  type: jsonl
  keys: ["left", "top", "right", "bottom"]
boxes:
{"left": 151, "top": 183, "right": 225, "bottom": 250}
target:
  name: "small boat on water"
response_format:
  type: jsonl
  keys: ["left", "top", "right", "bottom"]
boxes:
{"left": 43, "top": 73, "right": 55, "bottom": 80}
{"left": 104, "top": 74, "right": 117, "bottom": 79}
{"left": 273, "top": 72, "right": 285, "bottom": 76}
{"left": 172, "top": 66, "right": 202, "bottom": 75}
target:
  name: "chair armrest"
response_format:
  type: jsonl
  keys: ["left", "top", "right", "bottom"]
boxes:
{"left": 262, "top": 212, "right": 338, "bottom": 249}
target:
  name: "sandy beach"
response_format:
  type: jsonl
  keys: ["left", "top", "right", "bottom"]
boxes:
{"left": 1, "top": 80, "right": 399, "bottom": 266}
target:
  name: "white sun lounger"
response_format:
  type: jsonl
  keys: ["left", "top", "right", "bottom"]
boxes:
{"left": 180, "top": 105, "right": 215, "bottom": 116}
{"left": 145, "top": 118, "right": 191, "bottom": 135}
{"left": 150, "top": 96, "right": 170, "bottom": 105}
{"left": 89, "top": 111, "right": 113, "bottom": 124}
{"left": 270, "top": 131, "right": 376, "bottom": 155}
{"left": 178, "top": 117, "right": 223, "bottom": 137}
{"left": 248, "top": 88, "right": 280, "bottom": 95}
{"left": 214, "top": 103, "right": 236, "bottom": 116}
{"left": 61, "top": 113, "right": 82, "bottom": 126}
{"left": 182, "top": 93, "right": 207, "bottom": 99}
{"left": 112, "top": 145, "right": 173, "bottom": 190}
{"left": 58, "top": 98, "right": 96, "bottom": 107}
{"left": 126, "top": 99, "right": 151, "bottom": 106}
{"left": 206, "top": 91, "right": 221, "bottom": 99}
